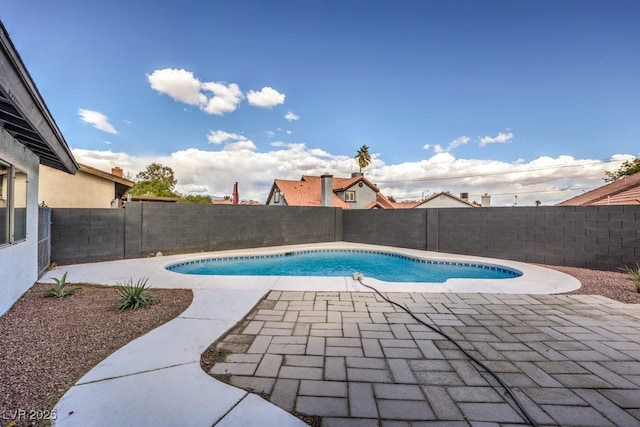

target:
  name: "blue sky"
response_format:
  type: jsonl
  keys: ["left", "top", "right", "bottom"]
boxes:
{"left": 3, "top": 1, "right": 639, "bottom": 205}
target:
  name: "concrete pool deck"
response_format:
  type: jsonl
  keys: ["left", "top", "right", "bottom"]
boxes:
{"left": 43, "top": 243, "right": 640, "bottom": 426}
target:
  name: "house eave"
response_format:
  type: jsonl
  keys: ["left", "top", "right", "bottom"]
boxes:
{"left": 0, "top": 21, "right": 78, "bottom": 174}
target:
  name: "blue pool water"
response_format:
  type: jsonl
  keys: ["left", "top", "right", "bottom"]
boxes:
{"left": 166, "top": 250, "right": 521, "bottom": 283}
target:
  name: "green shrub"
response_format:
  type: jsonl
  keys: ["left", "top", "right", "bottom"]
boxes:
{"left": 45, "top": 272, "right": 75, "bottom": 298}
{"left": 116, "top": 277, "right": 157, "bottom": 311}
{"left": 622, "top": 263, "right": 640, "bottom": 293}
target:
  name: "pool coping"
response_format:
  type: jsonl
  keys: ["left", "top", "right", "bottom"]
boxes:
{"left": 42, "top": 241, "right": 581, "bottom": 295}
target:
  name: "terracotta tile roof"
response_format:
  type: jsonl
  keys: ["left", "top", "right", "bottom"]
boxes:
{"left": 557, "top": 172, "right": 640, "bottom": 206}
{"left": 269, "top": 175, "right": 389, "bottom": 209}
{"left": 393, "top": 201, "right": 422, "bottom": 209}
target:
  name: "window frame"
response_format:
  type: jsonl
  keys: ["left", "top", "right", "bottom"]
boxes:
{"left": 345, "top": 190, "right": 356, "bottom": 203}
{"left": 0, "top": 158, "right": 28, "bottom": 247}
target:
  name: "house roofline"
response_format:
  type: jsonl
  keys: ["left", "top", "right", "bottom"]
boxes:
{"left": 78, "top": 163, "right": 134, "bottom": 187}
{"left": 0, "top": 21, "right": 78, "bottom": 174}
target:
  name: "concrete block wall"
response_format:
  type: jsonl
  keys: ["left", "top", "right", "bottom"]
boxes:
{"left": 342, "top": 209, "right": 427, "bottom": 250}
{"left": 51, "top": 208, "right": 125, "bottom": 264}
{"left": 51, "top": 203, "right": 342, "bottom": 265}
{"left": 345, "top": 206, "right": 640, "bottom": 271}
{"left": 50, "top": 204, "right": 639, "bottom": 271}
{"left": 129, "top": 203, "right": 341, "bottom": 258}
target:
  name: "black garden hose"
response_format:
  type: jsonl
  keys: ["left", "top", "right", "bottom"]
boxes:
{"left": 357, "top": 277, "right": 539, "bottom": 427}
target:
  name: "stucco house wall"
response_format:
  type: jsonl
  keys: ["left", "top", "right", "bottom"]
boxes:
{"left": 39, "top": 165, "right": 116, "bottom": 208}
{"left": 337, "top": 184, "right": 376, "bottom": 209}
{"left": 0, "top": 128, "right": 40, "bottom": 315}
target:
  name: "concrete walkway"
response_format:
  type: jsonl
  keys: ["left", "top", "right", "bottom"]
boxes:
{"left": 43, "top": 243, "right": 637, "bottom": 426}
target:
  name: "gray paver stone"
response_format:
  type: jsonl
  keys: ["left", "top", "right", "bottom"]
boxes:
{"left": 325, "top": 356, "right": 347, "bottom": 381}
{"left": 377, "top": 400, "right": 435, "bottom": 420}
{"left": 255, "top": 353, "right": 283, "bottom": 377}
{"left": 387, "top": 358, "right": 417, "bottom": 384}
{"left": 458, "top": 402, "right": 523, "bottom": 423}
{"left": 296, "top": 396, "right": 349, "bottom": 417}
{"left": 349, "top": 382, "right": 378, "bottom": 418}
{"left": 299, "top": 380, "right": 348, "bottom": 397}
{"left": 373, "top": 383, "right": 424, "bottom": 400}
{"left": 270, "top": 378, "right": 299, "bottom": 411}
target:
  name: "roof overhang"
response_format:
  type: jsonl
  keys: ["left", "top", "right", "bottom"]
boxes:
{"left": 0, "top": 21, "right": 78, "bottom": 174}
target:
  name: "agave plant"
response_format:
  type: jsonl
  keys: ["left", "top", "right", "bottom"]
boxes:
{"left": 621, "top": 263, "right": 640, "bottom": 293}
{"left": 45, "top": 272, "right": 75, "bottom": 298}
{"left": 116, "top": 277, "right": 157, "bottom": 311}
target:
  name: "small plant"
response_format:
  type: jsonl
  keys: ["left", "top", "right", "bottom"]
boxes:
{"left": 621, "top": 263, "right": 640, "bottom": 293}
{"left": 116, "top": 277, "right": 157, "bottom": 311}
{"left": 45, "top": 272, "right": 76, "bottom": 298}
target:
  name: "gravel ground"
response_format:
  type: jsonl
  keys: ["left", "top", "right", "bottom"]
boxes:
{"left": 544, "top": 264, "right": 640, "bottom": 304}
{"left": 0, "top": 283, "right": 192, "bottom": 427}
{"left": 0, "top": 266, "right": 638, "bottom": 426}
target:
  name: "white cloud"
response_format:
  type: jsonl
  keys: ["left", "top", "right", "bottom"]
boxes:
{"left": 77, "top": 109, "right": 118, "bottom": 134}
{"left": 265, "top": 130, "right": 275, "bottom": 138}
{"left": 207, "top": 130, "right": 245, "bottom": 145}
{"left": 147, "top": 68, "right": 206, "bottom": 106}
{"left": 286, "top": 130, "right": 292, "bottom": 135}
{"left": 71, "top": 146, "right": 634, "bottom": 207}
{"left": 246, "top": 87, "right": 285, "bottom": 108}
{"left": 284, "top": 111, "right": 299, "bottom": 121}
{"left": 201, "top": 82, "right": 243, "bottom": 115}
{"left": 425, "top": 136, "right": 469, "bottom": 154}
{"left": 147, "top": 68, "right": 243, "bottom": 115}
{"left": 479, "top": 132, "right": 514, "bottom": 147}
{"left": 224, "top": 140, "right": 258, "bottom": 151}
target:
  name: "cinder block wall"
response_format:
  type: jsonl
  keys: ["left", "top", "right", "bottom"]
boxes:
{"left": 342, "top": 209, "right": 427, "bottom": 249}
{"left": 51, "top": 204, "right": 640, "bottom": 270}
{"left": 51, "top": 203, "right": 342, "bottom": 264}
{"left": 343, "top": 205, "right": 640, "bottom": 270}
{"left": 51, "top": 208, "right": 125, "bottom": 264}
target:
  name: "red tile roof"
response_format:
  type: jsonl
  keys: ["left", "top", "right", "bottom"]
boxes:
{"left": 557, "top": 172, "right": 640, "bottom": 206}
{"left": 268, "top": 175, "right": 392, "bottom": 209}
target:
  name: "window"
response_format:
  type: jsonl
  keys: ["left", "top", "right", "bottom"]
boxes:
{"left": 345, "top": 191, "right": 356, "bottom": 202}
{"left": 0, "top": 162, "right": 8, "bottom": 245}
{"left": 273, "top": 190, "right": 280, "bottom": 203}
{"left": 0, "top": 159, "right": 28, "bottom": 246}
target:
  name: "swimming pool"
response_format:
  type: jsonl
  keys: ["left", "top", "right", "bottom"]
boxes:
{"left": 166, "top": 249, "right": 522, "bottom": 283}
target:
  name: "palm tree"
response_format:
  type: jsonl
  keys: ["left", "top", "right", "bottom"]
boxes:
{"left": 355, "top": 145, "right": 371, "bottom": 173}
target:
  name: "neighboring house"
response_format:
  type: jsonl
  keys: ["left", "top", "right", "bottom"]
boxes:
{"left": 1, "top": 21, "right": 78, "bottom": 314}
{"left": 265, "top": 173, "right": 396, "bottom": 209}
{"left": 413, "top": 192, "right": 478, "bottom": 208}
{"left": 557, "top": 172, "right": 640, "bottom": 206}
{"left": 39, "top": 164, "right": 133, "bottom": 208}
{"left": 128, "top": 195, "right": 179, "bottom": 203}
{"left": 211, "top": 199, "right": 261, "bottom": 205}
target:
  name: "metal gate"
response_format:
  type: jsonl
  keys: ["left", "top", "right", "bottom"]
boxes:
{"left": 38, "top": 205, "right": 51, "bottom": 277}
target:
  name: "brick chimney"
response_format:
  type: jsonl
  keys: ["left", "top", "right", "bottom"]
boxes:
{"left": 111, "top": 167, "right": 123, "bottom": 177}
{"left": 321, "top": 173, "right": 333, "bottom": 207}
{"left": 481, "top": 193, "right": 491, "bottom": 207}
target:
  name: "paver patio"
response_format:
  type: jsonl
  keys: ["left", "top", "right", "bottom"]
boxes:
{"left": 205, "top": 290, "right": 640, "bottom": 426}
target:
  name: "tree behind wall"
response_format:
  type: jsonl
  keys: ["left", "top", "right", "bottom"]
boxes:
{"left": 604, "top": 157, "right": 640, "bottom": 182}
{"left": 131, "top": 163, "right": 178, "bottom": 197}
{"left": 355, "top": 145, "right": 371, "bottom": 173}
